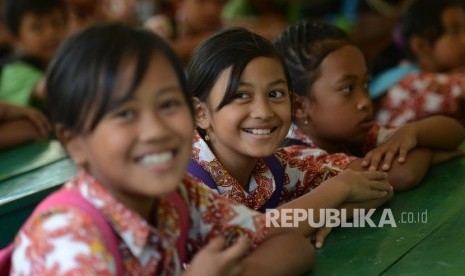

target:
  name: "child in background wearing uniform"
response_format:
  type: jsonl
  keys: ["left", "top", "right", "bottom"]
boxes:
{"left": 187, "top": 27, "right": 393, "bottom": 247}
{"left": 0, "top": 0, "right": 67, "bottom": 108}
{"left": 9, "top": 24, "right": 314, "bottom": 275}
{"left": 370, "top": 0, "right": 465, "bottom": 126}
{"left": 0, "top": 101, "right": 50, "bottom": 150}
{"left": 274, "top": 20, "right": 465, "bottom": 193}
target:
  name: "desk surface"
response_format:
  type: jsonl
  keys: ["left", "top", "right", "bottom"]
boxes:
{"left": 313, "top": 156, "right": 465, "bottom": 275}
{"left": 0, "top": 140, "right": 71, "bottom": 207}
{"left": 0, "top": 141, "right": 76, "bottom": 246}
{"left": 1, "top": 141, "right": 465, "bottom": 274}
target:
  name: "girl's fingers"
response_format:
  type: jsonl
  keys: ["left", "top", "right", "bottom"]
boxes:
{"left": 381, "top": 151, "right": 395, "bottom": 171}
{"left": 30, "top": 114, "right": 50, "bottom": 136}
{"left": 371, "top": 190, "right": 389, "bottom": 198}
{"left": 368, "top": 152, "right": 383, "bottom": 171}
{"left": 223, "top": 236, "right": 249, "bottom": 261}
{"left": 398, "top": 147, "right": 408, "bottom": 163}
{"left": 315, "top": 227, "right": 332, "bottom": 249}
{"left": 362, "top": 170, "right": 388, "bottom": 181}
{"left": 206, "top": 236, "right": 226, "bottom": 252}
{"left": 370, "top": 179, "right": 392, "bottom": 192}
{"left": 361, "top": 151, "right": 373, "bottom": 167}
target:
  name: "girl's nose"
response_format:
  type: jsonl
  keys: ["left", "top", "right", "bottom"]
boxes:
{"left": 356, "top": 93, "right": 372, "bottom": 112}
{"left": 251, "top": 98, "right": 274, "bottom": 120}
{"left": 139, "top": 112, "right": 170, "bottom": 142}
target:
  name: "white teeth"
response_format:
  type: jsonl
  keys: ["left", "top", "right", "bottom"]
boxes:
{"left": 247, "top": 128, "right": 272, "bottom": 135}
{"left": 139, "top": 152, "right": 172, "bottom": 166}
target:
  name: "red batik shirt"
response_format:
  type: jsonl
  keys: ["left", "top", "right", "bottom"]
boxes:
{"left": 284, "top": 123, "right": 395, "bottom": 157}
{"left": 375, "top": 71, "right": 464, "bottom": 126}
{"left": 11, "top": 170, "right": 267, "bottom": 275}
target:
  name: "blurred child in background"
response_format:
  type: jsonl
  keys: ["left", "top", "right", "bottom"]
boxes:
{"left": 370, "top": 0, "right": 465, "bottom": 126}
{"left": 0, "top": 0, "right": 67, "bottom": 108}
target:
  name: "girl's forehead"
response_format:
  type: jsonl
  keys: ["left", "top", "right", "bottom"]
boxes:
{"left": 321, "top": 45, "right": 363, "bottom": 67}
{"left": 441, "top": 5, "right": 465, "bottom": 26}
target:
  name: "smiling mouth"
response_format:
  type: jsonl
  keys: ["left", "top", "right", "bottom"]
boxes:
{"left": 243, "top": 128, "right": 276, "bottom": 135}
{"left": 137, "top": 151, "right": 175, "bottom": 167}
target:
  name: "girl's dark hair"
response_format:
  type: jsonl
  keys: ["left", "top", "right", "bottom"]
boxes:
{"left": 46, "top": 23, "right": 191, "bottom": 134}
{"left": 2, "top": 0, "right": 66, "bottom": 36}
{"left": 371, "top": 0, "right": 465, "bottom": 75}
{"left": 187, "top": 27, "right": 292, "bottom": 111}
{"left": 274, "top": 20, "right": 353, "bottom": 97}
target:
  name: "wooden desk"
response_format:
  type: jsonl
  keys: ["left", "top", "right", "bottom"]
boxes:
{"left": 312, "top": 156, "right": 465, "bottom": 275}
{"left": 0, "top": 141, "right": 75, "bottom": 247}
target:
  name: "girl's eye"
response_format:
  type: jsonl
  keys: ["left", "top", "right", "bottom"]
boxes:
{"left": 114, "top": 109, "right": 135, "bottom": 120}
{"left": 160, "top": 99, "right": 182, "bottom": 110}
{"left": 269, "top": 90, "right": 285, "bottom": 98}
{"left": 341, "top": 86, "right": 352, "bottom": 94}
{"left": 234, "top": 92, "right": 250, "bottom": 99}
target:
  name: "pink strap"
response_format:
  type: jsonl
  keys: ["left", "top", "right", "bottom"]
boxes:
{"left": 35, "top": 189, "right": 124, "bottom": 275}
{"left": 0, "top": 244, "right": 14, "bottom": 275}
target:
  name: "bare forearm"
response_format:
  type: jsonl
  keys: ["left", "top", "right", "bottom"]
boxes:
{"left": 0, "top": 119, "right": 41, "bottom": 150}
{"left": 276, "top": 180, "right": 349, "bottom": 236}
{"left": 349, "top": 148, "right": 432, "bottom": 191}
{"left": 341, "top": 190, "right": 393, "bottom": 218}
{"left": 242, "top": 233, "right": 314, "bottom": 276}
{"left": 414, "top": 116, "right": 465, "bottom": 149}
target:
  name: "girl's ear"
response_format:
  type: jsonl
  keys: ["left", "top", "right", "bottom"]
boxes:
{"left": 293, "top": 94, "right": 310, "bottom": 122}
{"left": 192, "top": 97, "right": 211, "bottom": 130}
{"left": 55, "top": 124, "right": 87, "bottom": 166}
{"left": 409, "top": 35, "right": 433, "bottom": 62}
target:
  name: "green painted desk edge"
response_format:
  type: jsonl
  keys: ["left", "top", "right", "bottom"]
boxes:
{"left": 0, "top": 159, "right": 76, "bottom": 215}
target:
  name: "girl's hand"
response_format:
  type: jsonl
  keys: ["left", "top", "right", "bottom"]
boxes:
{"left": 336, "top": 169, "right": 392, "bottom": 202}
{"left": 361, "top": 125, "right": 417, "bottom": 171}
{"left": 21, "top": 108, "right": 50, "bottom": 137}
{"left": 311, "top": 227, "right": 332, "bottom": 249}
{"left": 3, "top": 104, "right": 51, "bottom": 137}
{"left": 184, "top": 236, "right": 249, "bottom": 276}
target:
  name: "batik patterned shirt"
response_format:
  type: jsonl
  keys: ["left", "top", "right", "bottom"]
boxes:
{"left": 375, "top": 71, "right": 464, "bottom": 126}
{"left": 191, "top": 131, "right": 355, "bottom": 211}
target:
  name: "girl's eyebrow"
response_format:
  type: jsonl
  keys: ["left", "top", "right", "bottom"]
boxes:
{"left": 238, "top": 79, "right": 288, "bottom": 88}
{"left": 334, "top": 74, "right": 356, "bottom": 84}
{"left": 156, "top": 85, "right": 183, "bottom": 94}
{"left": 335, "top": 72, "right": 369, "bottom": 84}
{"left": 132, "top": 85, "right": 182, "bottom": 100}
